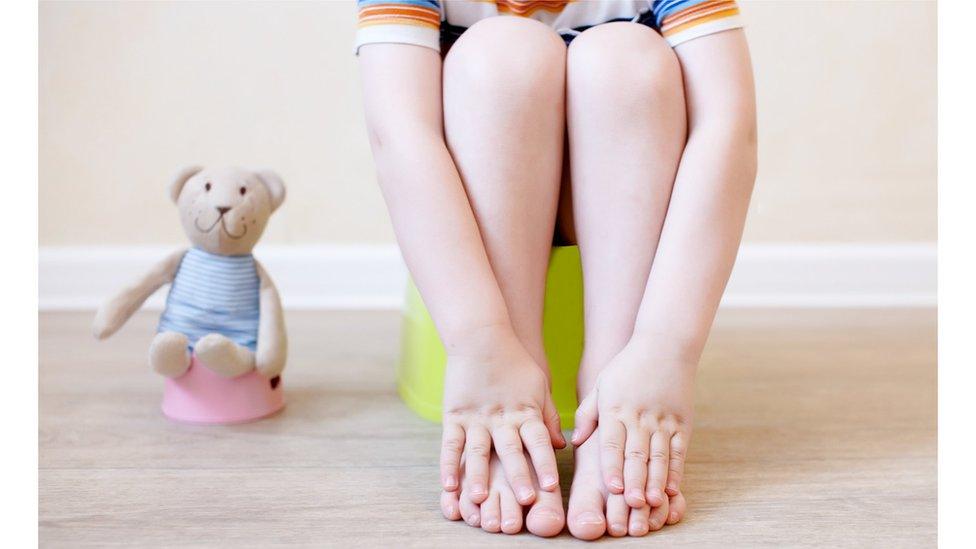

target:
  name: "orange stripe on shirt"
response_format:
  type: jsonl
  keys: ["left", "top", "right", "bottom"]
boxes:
{"left": 495, "top": 0, "right": 571, "bottom": 17}
{"left": 358, "top": 4, "right": 441, "bottom": 28}
{"left": 661, "top": 8, "right": 740, "bottom": 37}
{"left": 661, "top": 0, "right": 737, "bottom": 27}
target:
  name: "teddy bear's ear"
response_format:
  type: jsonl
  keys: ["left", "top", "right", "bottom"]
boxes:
{"left": 254, "top": 170, "right": 286, "bottom": 212}
{"left": 169, "top": 165, "right": 203, "bottom": 203}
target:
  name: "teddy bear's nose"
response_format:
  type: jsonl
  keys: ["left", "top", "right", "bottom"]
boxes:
{"left": 215, "top": 206, "right": 231, "bottom": 215}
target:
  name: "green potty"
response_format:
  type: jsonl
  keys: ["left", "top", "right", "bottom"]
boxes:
{"left": 397, "top": 245, "right": 584, "bottom": 428}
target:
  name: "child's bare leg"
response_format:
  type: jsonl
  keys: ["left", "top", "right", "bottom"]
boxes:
{"left": 437, "top": 16, "right": 566, "bottom": 537}
{"left": 562, "top": 22, "right": 688, "bottom": 539}
{"left": 572, "top": 28, "right": 759, "bottom": 536}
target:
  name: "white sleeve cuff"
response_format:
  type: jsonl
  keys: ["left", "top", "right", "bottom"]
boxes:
{"left": 355, "top": 25, "right": 441, "bottom": 55}
{"left": 666, "top": 15, "right": 745, "bottom": 48}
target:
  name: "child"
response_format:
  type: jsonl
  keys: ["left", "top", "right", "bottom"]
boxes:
{"left": 356, "top": 0, "right": 756, "bottom": 539}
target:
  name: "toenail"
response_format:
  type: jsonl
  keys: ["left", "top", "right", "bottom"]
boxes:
{"left": 472, "top": 484, "right": 486, "bottom": 495}
{"left": 541, "top": 474, "right": 558, "bottom": 488}
{"left": 445, "top": 475, "right": 457, "bottom": 488}
{"left": 517, "top": 487, "right": 535, "bottom": 501}
{"left": 467, "top": 513, "right": 480, "bottom": 526}
{"left": 531, "top": 508, "right": 561, "bottom": 521}
{"left": 575, "top": 512, "right": 603, "bottom": 526}
{"left": 483, "top": 518, "right": 499, "bottom": 529}
{"left": 670, "top": 511, "right": 679, "bottom": 523}
{"left": 610, "top": 477, "right": 624, "bottom": 491}
{"left": 502, "top": 518, "right": 519, "bottom": 530}
{"left": 628, "top": 489, "right": 645, "bottom": 503}
{"left": 610, "top": 523, "right": 627, "bottom": 536}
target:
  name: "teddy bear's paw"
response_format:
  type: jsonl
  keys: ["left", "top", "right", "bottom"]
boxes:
{"left": 194, "top": 333, "right": 255, "bottom": 377}
{"left": 149, "top": 332, "right": 191, "bottom": 378}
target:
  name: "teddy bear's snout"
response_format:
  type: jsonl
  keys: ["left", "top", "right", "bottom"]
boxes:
{"left": 215, "top": 206, "right": 231, "bottom": 215}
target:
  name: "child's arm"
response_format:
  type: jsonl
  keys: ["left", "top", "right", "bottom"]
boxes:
{"left": 93, "top": 249, "right": 187, "bottom": 339}
{"left": 359, "top": 44, "right": 564, "bottom": 499}
{"left": 573, "top": 28, "right": 758, "bottom": 503}
{"left": 633, "top": 28, "right": 758, "bottom": 363}
{"left": 254, "top": 261, "right": 287, "bottom": 379}
{"left": 359, "top": 45, "right": 511, "bottom": 347}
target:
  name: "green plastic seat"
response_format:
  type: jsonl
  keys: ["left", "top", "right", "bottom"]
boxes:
{"left": 396, "top": 246, "right": 584, "bottom": 427}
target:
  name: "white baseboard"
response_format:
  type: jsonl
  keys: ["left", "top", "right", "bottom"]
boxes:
{"left": 38, "top": 243, "right": 936, "bottom": 311}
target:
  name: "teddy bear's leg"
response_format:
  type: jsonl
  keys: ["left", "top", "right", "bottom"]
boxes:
{"left": 149, "top": 331, "right": 191, "bottom": 378}
{"left": 194, "top": 333, "right": 255, "bottom": 377}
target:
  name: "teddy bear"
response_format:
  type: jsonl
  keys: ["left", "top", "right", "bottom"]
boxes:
{"left": 93, "top": 166, "right": 288, "bottom": 423}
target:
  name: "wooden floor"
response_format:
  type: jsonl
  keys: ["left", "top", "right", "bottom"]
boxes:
{"left": 39, "top": 309, "right": 937, "bottom": 547}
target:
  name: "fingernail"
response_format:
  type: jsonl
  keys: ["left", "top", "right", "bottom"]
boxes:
{"left": 541, "top": 474, "right": 558, "bottom": 488}
{"left": 571, "top": 429, "right": 579, "bottom": 442}
{"left": 517, "top": 487, "right": 535, "bottom": 502}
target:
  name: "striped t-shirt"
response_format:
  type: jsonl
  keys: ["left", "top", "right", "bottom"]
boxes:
{"left": 356, "top": 0, "right": 743, "bottom": 53}
{"left": 157, "top": 247, "right": 261, "bottom": 352}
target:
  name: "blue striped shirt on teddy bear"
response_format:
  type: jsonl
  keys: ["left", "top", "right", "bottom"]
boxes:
{"left": 158, "top": 247, "right": 261, "bottom": 352}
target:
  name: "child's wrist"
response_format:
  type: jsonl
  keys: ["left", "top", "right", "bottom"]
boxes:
{"left": 626, "top": 331, "right": 702, "bottom": 368}
{"left": 442, "top": 318, "right": 520, "bottom": 360}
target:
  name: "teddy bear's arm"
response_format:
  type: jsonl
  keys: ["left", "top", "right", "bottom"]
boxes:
{"left": 92, "top": 249, "right": 187, "bottom": 340}
{"left": 254, "top": 260, "right": 287, "bottom": 378}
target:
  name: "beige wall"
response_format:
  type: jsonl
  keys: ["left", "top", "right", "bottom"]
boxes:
{"left": 39, "top": 0, "right": 936, "bottom": 246}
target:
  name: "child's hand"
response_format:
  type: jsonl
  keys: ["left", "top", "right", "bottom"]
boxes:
{"left": 440, "top": 327, "right": 565, "bottom": 507}
{"left": 571, "top": 340, "right": 695, "bottom": 509}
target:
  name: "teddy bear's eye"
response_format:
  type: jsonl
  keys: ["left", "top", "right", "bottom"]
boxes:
{"left": 204, "top": 182, "right": 211, "bottom": 192}
{"left": 239, "top": 186, "right": 247, "bottom": 196}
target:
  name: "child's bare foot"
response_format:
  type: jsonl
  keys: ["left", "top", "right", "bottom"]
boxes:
{"left": 567, "top": 430, "right": 686, "bottom": 540}
{"left": 441, "top": 451, "right": 565, "bottom": 537}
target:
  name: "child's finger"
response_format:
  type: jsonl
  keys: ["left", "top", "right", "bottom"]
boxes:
{"left": 463, "top": 426, "right": 491, "bottom": 504}
{"left": 666, "top": 431, "right": 688, "bottom": 496}
{"left": 599, "top": 420, "right": 626, "bottom": 494}
{"left": 492, "top": 426, "right": 536, "bottom": 505}
{"left": 439, "top": 422, "right": 465, "bottom": 491}
{"left": 571, "top": 390, "right": 599, "bottom": 446}
{"left": 542, "top": 396, "right": 566, "bottom": 448}
{"left": 645, "top": 430, "right": 670, "bottom": 507}
{"left": 519, "top": 420, "right": 559, "bottom": 491}
{"left": 623, "top": 425, "right": 650, "bottom": 507}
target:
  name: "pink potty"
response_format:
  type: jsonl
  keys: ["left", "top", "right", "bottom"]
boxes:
{"left": 161, "top": 355, "right": 284, "bottom": 424}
